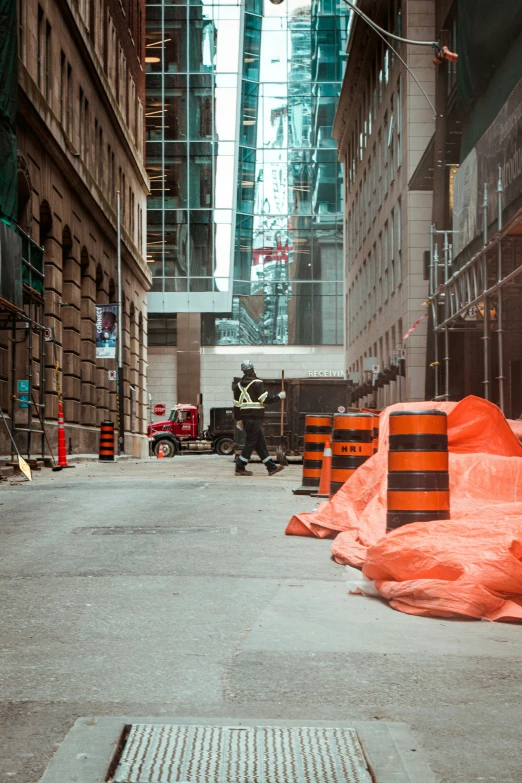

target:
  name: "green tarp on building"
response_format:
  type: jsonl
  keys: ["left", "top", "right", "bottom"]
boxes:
{"left": 458, "top": 0, "right": 522, "bottom": 160}
{"left": 0, "top": 0, "right": 18, "bottom": 223}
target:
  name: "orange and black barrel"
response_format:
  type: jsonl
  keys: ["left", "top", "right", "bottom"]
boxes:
{"left": 373, "top": 413, "right": 380, "bottom": 453}
{"left": 99, "top": 420, "right": 115, "bottom": 461}
{"left": 330, "top": 412, "right": 374, "bottom": 497}
{"left": 293, "top": 414, "right": 333, "bottom": 495}
{"left": 387, "top": 410, "right": 450, "bottom": 531}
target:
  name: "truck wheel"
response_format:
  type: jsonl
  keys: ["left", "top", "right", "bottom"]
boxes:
{"left": 155, "top": 439, "right": 177, "bottom": 458}
{"left": 215, "top": 437, "right": 234, "bottom": 456}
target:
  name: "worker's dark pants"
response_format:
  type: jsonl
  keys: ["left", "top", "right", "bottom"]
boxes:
{"left": 236, "top": 419, "right": 276, "bottom": 471}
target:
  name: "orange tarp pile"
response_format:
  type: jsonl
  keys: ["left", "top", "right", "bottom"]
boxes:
{"left": 286, "top": 396, "right": 522, "bottom": 622}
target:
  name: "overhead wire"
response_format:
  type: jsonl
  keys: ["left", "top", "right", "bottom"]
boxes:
{"left": 341, "top": 0, "right": 439, "bottom": 47}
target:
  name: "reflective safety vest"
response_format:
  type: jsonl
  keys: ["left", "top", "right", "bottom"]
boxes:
{"left": 235, "top": 379, "right": 268, "bottom": 412}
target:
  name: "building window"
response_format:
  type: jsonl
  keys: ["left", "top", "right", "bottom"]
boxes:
{"left": 60, "top": 52, "right": 71, "bottom": 134}
{"left": 383, "top": 222, "right": 389, "bottom": 302}
{"left": 60, "top": 50, "right": 65, "bottom": 125}
{"left": 389, "top": 96, "right": 395, "bottom": 183}
{"left": 79, "top": 88, "right": 84, "bottom": 156}
{"left": 377, "top": 232, "right": 382, "bottom": 309}
{"left": 37, "top": 5, "right": 43, "bottom": 92}
{"left": 148, "top": 315, "right": 177, "bottom": 346}
{"left": 107, "top": 144, "right": 113, "bottom": 194}
{"left": 45, "top": 21, "right": 51, "bottom": 101}
{"left": 110, "top": 150, "right": 115, "bottom": 206}
{"left": 390, "top": 208, "right": 395, "bottom": 293}
{"left": 138, "top": 204, "right": 143, "bottom": 255}
{"left": 397, "top": 197, "right": 402, "bottom": 285}
{"left": 372, "top": 242, "right": 377, "bottom": 314}
{"left": 118, "top": 45, "right": 127, "bottom": 120}
{"left": 98, "top": 126, "right": 104, "bottom": 188}
{"left": 84, "top": 98, "right": 89, "bottom": 159}
{"left": 397, "top": 74, "right": 402, "bottom": 168}
{"left": 107, "top": 12, "right": 117, "bottom": 90}
{"left": 383, "top": 112, "right": 388, "bottom": 195}
{"left": 137, "top": 98, "right": 144, "bottom": 157}
{"left": 129, "top": 77, "right": 136, "bottom": 139}
{"left": 378, "top": 44, "right": 383, "bottom": 104}
{"left": 94, "top": 0, "right": 103, "bottom": 59}
{"left": 65, "top": 62, "right": 72, "bottom": 135}
{"left": 377, "top": 130, "right": 382, "bottom": 207}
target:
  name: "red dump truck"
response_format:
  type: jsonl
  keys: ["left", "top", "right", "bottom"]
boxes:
{"left": 147, "top": 405, "right": 235, "bottom": 457}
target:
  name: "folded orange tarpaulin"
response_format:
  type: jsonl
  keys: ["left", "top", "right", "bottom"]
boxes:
{"left": 286, "top": 396, "right": 522, "bottom": 622}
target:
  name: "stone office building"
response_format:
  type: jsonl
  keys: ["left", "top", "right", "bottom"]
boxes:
{"left": 0, "top": 0, "right": 151, "bottom": 457}
{"left": 333, "top": 0, "right": 435, "bottom": 406}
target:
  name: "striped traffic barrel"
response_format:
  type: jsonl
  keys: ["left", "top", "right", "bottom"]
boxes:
{"left": 99, "top": 420, "right": 115, "bottom": 461}
{"left": 330, "top": 412, "right": 374, "bottom": 496}
{"left": 293, "top": 414, "right": 333, "bottom": 495}
{"left": 387, "top": 410, "right": 450, "bottom": 531}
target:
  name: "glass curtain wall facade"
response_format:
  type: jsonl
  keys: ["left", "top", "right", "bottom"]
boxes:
{"left": 146, "top": 0, "right": 349, "bottom": 345}
{"left": 145, "top": 0, "right": 242, "bottom": 310}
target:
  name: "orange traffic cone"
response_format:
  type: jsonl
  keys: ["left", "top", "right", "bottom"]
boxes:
{"left": 57, "top": 401, "right": 68, "bottom": 467}
{"left": 312, "top": 440, "right": 332, "bottom": 498}
{"left": 157, "top": 443, "right": 164, "bottom": 459}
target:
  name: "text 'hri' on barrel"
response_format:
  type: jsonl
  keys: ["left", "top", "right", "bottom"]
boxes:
{"left": 99, "top": 420, "right": 115, "bottom": 461}
{"left": 293, "top": 414, "right": 333, "bottom": 495}
{"left": 387, "top": 410, "right": 450, "bottom": 531}
{"left": 330, "top": 412, "right": 374, "bottom": 497}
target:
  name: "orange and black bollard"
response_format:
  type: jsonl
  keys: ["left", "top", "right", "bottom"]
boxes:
{"left": 330, "top": 412, "right": 374, "bottom": 497}
{"left": 294, "top": 414, "right": 333, "bottom": 495}
{"left": 99, "top": 420, "right": 115, "bottom": 461}
{"left": 387, "top": 410, "right": 450, "bottom": 531}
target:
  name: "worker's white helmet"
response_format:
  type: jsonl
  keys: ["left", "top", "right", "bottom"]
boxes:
{"left": 241, "top": 360, "right": 254, "bottom": 373}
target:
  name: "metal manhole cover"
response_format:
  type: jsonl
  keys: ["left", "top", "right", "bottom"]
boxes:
{"left": 111, "top": 725, "right": 372, "bottom": 783}
{"left": 74, "top": 526, "right": 237, "bottom": 536}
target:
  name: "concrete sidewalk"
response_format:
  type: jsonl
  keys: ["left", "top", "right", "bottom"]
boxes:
{"left": 0, "top": 456, "right": 520, "bottom": 782}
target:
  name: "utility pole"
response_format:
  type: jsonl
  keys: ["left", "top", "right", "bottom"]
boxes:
{"left": 116, "top": 190, "right": 124, "bottom": 454}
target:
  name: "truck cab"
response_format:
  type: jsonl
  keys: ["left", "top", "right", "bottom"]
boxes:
{"left": 147, "top": 404, "right": 198, "bottom": 440}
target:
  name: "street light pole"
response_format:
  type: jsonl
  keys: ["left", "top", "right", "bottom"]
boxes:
{"left": 116, "top": 190, "right": 124, "bottom": 454}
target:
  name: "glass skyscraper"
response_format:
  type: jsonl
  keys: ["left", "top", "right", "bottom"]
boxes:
{"left": 146, "top": 0, "right": 348, "bottom": 346}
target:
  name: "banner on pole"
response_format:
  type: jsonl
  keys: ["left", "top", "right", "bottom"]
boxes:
{"left": 403, "top": 313, "right": 427, "bottom": 341}
{"left": 96, "top": 305, "right": 117, "bottom": 358}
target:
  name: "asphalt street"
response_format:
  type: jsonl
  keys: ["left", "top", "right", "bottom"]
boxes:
{"left": 0, "top": 455, "right": 521, "bottom": 782}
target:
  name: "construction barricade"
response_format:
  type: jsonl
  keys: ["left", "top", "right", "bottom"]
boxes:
{"left": 293, "top": 414, "right": 333, "bottom": 495}
{"left": 386, "top": 410, "right": 450, "bottom": 530}
{"left": 99, "top": 420, "right": 115, "bottom": 461}
{"left": 330, "top": 412, "right": 374, "bottom": 497}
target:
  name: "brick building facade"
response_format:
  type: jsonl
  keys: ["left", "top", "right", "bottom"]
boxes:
{"left": 0, "top": 0, "right": 151, "bottom": 457}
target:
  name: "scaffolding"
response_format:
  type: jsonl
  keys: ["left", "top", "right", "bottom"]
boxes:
{"left": 0, "top": 225, "right": 46, "bottom": 461}
{"left": 428, "top": 168, "right": 522, "bottom": 412}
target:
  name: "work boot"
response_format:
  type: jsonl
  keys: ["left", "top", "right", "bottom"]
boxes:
{"left": 235, "top": 468, "right": 253, "bottom": 476}
{"left": 267, "top": 465, "right": 285, "bottom": 476}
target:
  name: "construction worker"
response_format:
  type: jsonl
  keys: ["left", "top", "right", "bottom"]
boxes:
{"left": 233, "top": 360, "right": 286, "bottom": 476}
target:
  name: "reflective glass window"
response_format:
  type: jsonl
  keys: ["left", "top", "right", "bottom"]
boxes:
{"left": 164, "top": 8, "right": 187, "bottom": 73}
{"left": 244, "top": 14, "right": 262, "bottom": 82}
{"left": 188, "top": 74, "right": 212, "bottom": 140}
{"left": 188, "top": 6, "right": 214, "bottom": 73}
{"left": 189, "top": 212, "right": 213, "bottom": 278}
{"left": 188, "top": 150, "right": 213, "bottom": 209}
